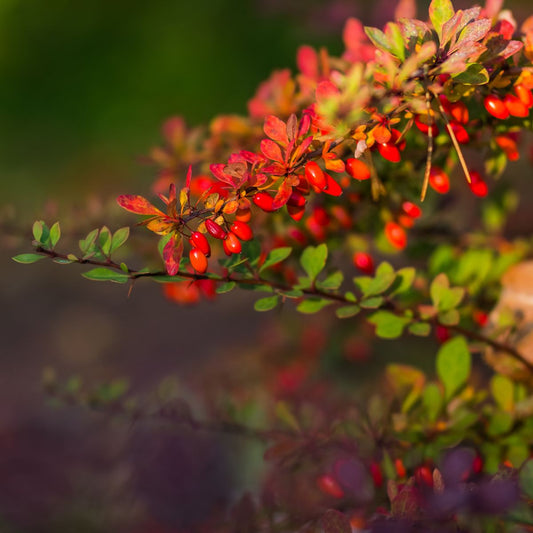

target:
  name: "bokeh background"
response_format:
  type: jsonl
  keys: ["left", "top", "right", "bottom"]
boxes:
{"left": 1, "top": 0, "right": 532, "bottom": 531}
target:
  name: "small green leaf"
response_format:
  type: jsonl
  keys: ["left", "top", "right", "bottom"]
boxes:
{"left": 79, "top": 228, "right": 99, "bottom": 255}
{"left": 67, "top": 254, "right": 79, "bottom": 261}
{"left": 254, "top": 295, "right": 279, "bottom": 311}
{"left": 120, "top": 262, "right": 129, "bottom": 273}
{"left": 430, "top": 273, "right": 464, "bottom": 311}
{"left": 110, "top": 227, "right": 130, "bottom": 253}
{"left": 452, "top": 63, "right": 489, "bottom": 85}
{"left": 216, "top": 281, "right": 236, "bottom": 294}
{"left": 487, "top": 410, "right": 513, "bottom": 437}
{"left": 49, "top": 222, "right": 61, "bottom": 248}
{"left": 12, "top": 253, "right": 45, "bottom": 264}
{"left": 422, "top": 383, "right": 443, "bottom": 422}
{"left": 279, "top": 289, "right": 304, "bottom": 299}
{"left": 259, "top": 246, "right": 292, "bottom": 272}
{"left": 360, "top": 296, "right": 384, "bottom": 309}
{"left": 99, "top": 226, "right": 112, "bottom": 256}
{"left": 32, "top": 220, "right": 44, "bottom": 242}
{"left": 300, "top": 244, "right": 327, "bottom": 281}
{"left": 389, "top": 267, "right": 416, "bottom": 296}
{"left": 336, "top": 305, "right": 361, "bottom": 319}
{"left": 355, "top": 262, "right": 396, "bottom": 297}
{"left": 275, "top": 401, "right": 300, "bottom": 431}
{"left": 491, "top": 375, "right": 514, "bottom": 412}
{"left": 384, "top": 22, "right": 405, "bottom": 60}
{"left": 317, "top": 270, "right": 344, "bottom": 290}
{"left": 408, "top": 322, "right": 431, "bottom": 337}
{"left": 82, "top": 267, "right": 129, "bottom": 284}
{"left": 368, "top": 311, "right": 411, "bottom": 339}
{"left": 436, "top": 336, "right": 471, "bottom": 400}
{"left": 520, "top": 459, "right": 533, "bottom": 499}
{"left": 438, "top": 309, "right": 460, "bottom": 326}
{"left": 429, "top": 0, "right": 455, "bottom": 42}
{"left": 296, "top": 298, "right": 332, "bottom": 314}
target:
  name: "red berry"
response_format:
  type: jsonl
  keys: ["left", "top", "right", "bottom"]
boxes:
{"left": 312, "top": 206, "right": 330, "bottom": 226}
{"left": 449, "top": 120, "right": 469, "bottom": 144}
{"left": 205, "top": 219, "right": 227, "bottom": 240}
{"left": 287, "top": 204, "right": 306, "bottom": 221}
{"left": 436, "top": 325, "right": 450, "bottom": 344}
{"left": 449, "top": 100, "right": 469, "bottom": 124}
{"left": 235, "top": 207, "right": 251, "bottom": 222}
{"left": 469, "top": 170, "right": 488, "bottom": 197}
{"left": 253, "top": 191, "right": 275, "bottom": 212}
{"left": 323, "top": 174, "right": 343, "bottom": 196}
{"left": 402, "top": 201, "right": 422, "bottom": 219}
{"left": 514, "top": 84, "right": 533, "bottom": 108}
{"left": 414, "top": 115, "right": 439, "bottom": 137}
{"left": 415, "top": 466, "right": 434, "bottom": 488}
{"left": 346, "top": 158, "right": 371, "bottom": 180}
{"left": 189, "top": 248, "right": 208, "bottom": 273}
{"left": 429, "top": 166, "right": 450, "bottom": 194}
{"left": 370, "top": 461, "right": 383, "bottom": 488}
{"left": 495, "top": 135, "right": 519, "bottom": 161}
{"left": 395, "top": 459, "right": 406, "bottom": 479}
{"left": 484, "top": 95, "right": 509, "bottom": 119}
{"left": 230, "top": 220, "right": 253, "bottom": 241}
{"left": 189, "top": 231, "right": 211, "bottom": 257}
{"left": 385, "top": 222, "right": 407, "bottom": 249}
{"left": 472, "top": 455, "right": 483, "bottom": 474}
{"left": 353, "top": 251, "right": 374, "bottom": 274}
{"left": 316, "top": 474, "right": 344, "bottom": 499}
{"left": 287, "top": 190, "right": 306, "bottom": 208}
{"left": 377, "top": 142, "right": 401, "bottom": 162}
{"left": 305, "top": 161, "right": 327, "bottom": 191}
{"left": 504, "top": 94, "right": 529, "bottom": 117}
{"left": 473, "top": 310, "right": 489, "bottom": 327}
{"left": 398, "top": 214, "right": 415, "bottom": 229}
{"left": 223, "top": 232, "right": 242, "bottom": 254}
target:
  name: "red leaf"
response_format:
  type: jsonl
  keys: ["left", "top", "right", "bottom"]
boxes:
{"left": 260, "top": 139, "right": 284, "bottom": 163}
{"left": 210, "top": 163, "right": 237, "bottom": 187}
{"left": 163, "top": 233, "right": 183, "bottom": 276}
{"left": 298, "top": 113, "right": 311, "bottom": 137}
{"left": 185, "top": 165, "right": 192, "bottom": 188}
{"left": 117, "top": 195, "right": 165, "bottom": 216}
{"left": 291, "top": 136, "right": 314, "bottom": 163}
{"left": 264, "top": 115, "right": 289, "bottom": 146}
{"left": 272, "top": 179, "right": 293, "bottom": 209}
{"left": 297, "top": 45, "right": 319, "bottom": 79}
{"left": 316, "top": 80, "right": 339, "bottom": 103}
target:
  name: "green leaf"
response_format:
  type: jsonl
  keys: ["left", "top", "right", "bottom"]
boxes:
{"left": 389, "top": 267, "right": 416, "bottom": 296}
{"left": 364, "top": 26, "right": 393, "bottom": 56}
{"left": 368, "top": 311, "right": 411, "bottom": 339}
{"left": 520, "top": 459, "right": 533, "bottom": 499}
{"left": 300, "top": 244, "right": 327, "bottom": 281}
{"left": 360, "top": 296, "right": 384, "bottom": 309}
{"left": 430, "top": 273, "right": 464, "bottom": 312}
{"left": 317, "top": 270, "right": 344, "bottom": 290}
{"left": 12, "top": 253, "right": 46, "bottom": 264}
{"left": 82, "top": 267, "right": 129, "bottom": 284}
{"left": 259, "top": 246, "right": 292, "bottom": 272}
{"left": 216, "top": 281, "right": 236, "bottom": 294}
{"left": 110, "top": 227, "right": 130, "bottom": 253}
{"left": 254, "top": 295, "right": 279, "bottom": 312}
{"left": 278, "top": 289, "right": 304, "bottom": 299}
{"left": 438, "top": 309, "right": 460, "bottom": 326}
{"left": 32, "top": 220, "right": 44, "bottom": 242}
{"left": 491, "top": 375, "right": 514, "bottom": 412}
{"left": 49, "top": 222, "right": 61, "bottom": 248}
{"left": 296, "top": 298, "right": 332, "bottom": 314}
{"left": 336, "top": 305, "right": 361, "bottom": 319}
{"left": 429, "top": 0, "right": 455, "bottom": 42}
{"left": 355, "top": 262, "right": 396, "bottom": 297}
{"left": 487, "top": 410, "right": 513, "bottom": 437}
{"left": 436, "top": 336, "right": 471, "bottom": 400}
{"left": 384, "top": 22, "right": 405, "bottom": 61}
{"left": 452, "top": 63, "right": 489, "bottom": 85}
{"left": 79, "top": 228, "right": 99, "bottom": 255}
{"left": 120, "top": 262, "right": 129, "bottom": 273}
{"left": 241, "top": 239, "right": 261, "bottom": 267}
{"left": 422, "top": 383, "right": 443, "bottom": 422}
{"left": 275, "top": 401, "right": 300, "bottom": 431}
{"left": 99, "top": 226, "right": 112, "bottom": 256}
{"left": 408, "top": 322, "right": 431, "bottom": 337}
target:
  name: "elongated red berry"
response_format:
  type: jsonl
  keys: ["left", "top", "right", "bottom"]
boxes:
{"left": 189, "top": 231, "right": 211, "bottom": 257}
{"left": 287, "top": 190, "right": 306, "bottom": 207}
{"left": 235, "top": 207, "right": 251, "bottom": 222}
{"left": 385, "top": 222, "right": 407, "bottom": 249}
{"left": 205, "top": 219, "right": 227, "bottom": 240}
{"left": 484, "top": 95, "right": 509, "bottom": 119}
{"left": 504, "top": 94, "right": 529, "bottom": 117}
{"left": 469, "top": 170, "right": 488, "bottom": 197}
{"left": 287, "top": 204, "right": 305, "bottom": 221}
{"left": 230, "top": 220, "right": 253, "bottom": 241}
{"left": 515, "top": 84, "right": 533, "bottom": 108}
{"left": 370, "top": 461, "right": 383, "bottom": 488}
{"left": 189, "top": 248, "right": 208, "bottom": 273}
{"left": 253, "top": 191, "right": 275, "bottom": 212}
{"left": 377, "top": 141, "right": 401, "bottom": 163}
{"left": 316, "top": 474, "right": 344, "bottom": 499}
{"left": 402, "top": 201, "right": 422, "bottom": 219}
{"left": 414, "top": 115, "right": 439, "bottom": 137}
{"left": 395, "top": 458, "right": 406, "bottom": 479}
{"left": 415, "top": 466, "right": 434, "bottom": 488}
{"left": 346, "top": 158, "right": 371, "bottom": 180}
{"left": 323, "top": 174, "right": 343, "bottom": 196}
{"left": 305, "top": 161, "right": 327, "bottom": 191}
{"left": 449, "top": 100, "right": 469, "bottom": 124}
{"left": 224, "top": 231, "right": 242, "bottom": 254}
{"left": 449, "top": 121, "right": 469, "bottom": 143}
{"left": 429, "top": 166, "right": 450, "bottom": 194}
{"left": 353, "top": 251, "right": 374, "bottom": 274}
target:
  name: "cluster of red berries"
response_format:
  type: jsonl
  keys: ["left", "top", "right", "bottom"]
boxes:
{"left": 484, "top": 84, "right": 533, "bottom": 120}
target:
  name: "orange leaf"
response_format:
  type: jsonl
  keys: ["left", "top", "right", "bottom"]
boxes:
{"left": 373, "top": 125, "right": 391, "bottom": 144}
{"left": 163, "top": 233, "right": 183, "bottom": 276}
{"left": 145, "top": 218, "right": 175, "bottom": 236}
{"left": 117, "top": 195, "right": 165, "bottom": 216}
{"left": 272, "top": 179, "right": 293, "bottom": 209}
{"left": 264, "top": 115, "right": 289, "bottom": 146}
{"left": 325, "top": 158, "right": 346, "bottom": 173}
{"left": 260, "top": 139, "right": 284, "bottom": 163}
